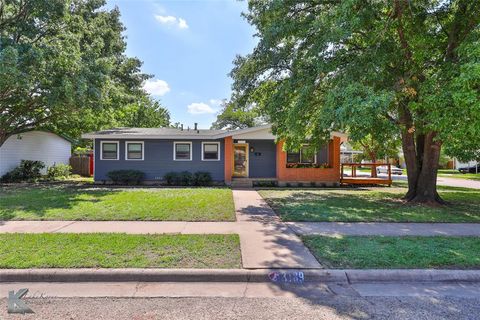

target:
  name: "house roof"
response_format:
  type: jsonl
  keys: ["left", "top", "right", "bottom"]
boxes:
{"left": 81, "top": 127, "right": 229, "bottom": 140}
{"left": 82, "top": 124, "right": 348, "bottom": 141}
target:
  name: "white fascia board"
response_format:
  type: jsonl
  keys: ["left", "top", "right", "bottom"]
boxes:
{"left": 81, "top": 134, "right": 220, "bottom": 140}
{"left": 213, "top": 124, "right": 273, "bottom": 139}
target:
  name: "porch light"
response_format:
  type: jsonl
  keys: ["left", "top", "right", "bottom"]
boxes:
{"left": 250, "top": 147, "right": 254, "bottom": 153}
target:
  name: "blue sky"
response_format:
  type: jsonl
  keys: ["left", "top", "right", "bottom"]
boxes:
{"left": 105, "top": 0, "right": 257, "bottom": 129}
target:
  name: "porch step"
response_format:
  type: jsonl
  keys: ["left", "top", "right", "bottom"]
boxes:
{"left": 231, "top": 178, "right": 253, "bottom": 189}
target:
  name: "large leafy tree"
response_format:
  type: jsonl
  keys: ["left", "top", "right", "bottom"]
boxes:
{"left": 0, "top": 0, "right": 151, "bottom": 146}
{"left": 231, "top": 0, "right": 480, "bottom": 204}
{"left": 211, "top": 98, "right": 264, "bottom": 130}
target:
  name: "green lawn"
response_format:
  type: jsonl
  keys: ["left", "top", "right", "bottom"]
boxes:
{"left": 0, "top": 233, "right": 241, "bottom": 269}
{"left": 0, "top": 185, "right": 235, "bottom": 221}
{"left": 259, "top": 187, "right": 480, "bottom": 222}
{"left": 303, "top": 235, "right": 480, "bottom": 269}
{"left": 438, "top": 169, "right": 480, "bottom": 181}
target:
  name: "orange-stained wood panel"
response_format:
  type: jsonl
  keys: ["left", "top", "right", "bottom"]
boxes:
{"left": 276, "top": 137, "right": 341, "bottom": 182}
{"left": 224, "top": 136, "right": 233, "bottom": 183}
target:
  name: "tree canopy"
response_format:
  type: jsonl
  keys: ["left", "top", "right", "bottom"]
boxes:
{"left": 230, "top": 0, "right": 480, "bottom": 203}
{"left": 0, "top": 0, "right": 169, "bottom": 146}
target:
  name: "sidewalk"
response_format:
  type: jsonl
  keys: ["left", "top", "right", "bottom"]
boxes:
{"left": 287, "top": 222, "right": 480, "bottom": 236}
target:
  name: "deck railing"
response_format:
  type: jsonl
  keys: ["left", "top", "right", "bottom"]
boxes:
{"left": 340, "top": 163, "right": 392, "bottom": 185}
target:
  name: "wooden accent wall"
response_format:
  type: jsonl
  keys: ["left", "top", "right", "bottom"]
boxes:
{"left": 224, "top": 136, "right": 233, "bottom": 183}
{"left": 276, "top": 136, "right": 341, "bottom": 182}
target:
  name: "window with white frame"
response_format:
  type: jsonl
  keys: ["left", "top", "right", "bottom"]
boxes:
{"left": 202, "top": 142, "right": 220, "bottom": 161}
{"left": 174, "top": 142, "right": 192, "bottom": 160}
{"left": 100, "top": 141, "right": 119, "bottom": 160}
{"left": 126, "top": 141, "right": 144, "bottom": 160}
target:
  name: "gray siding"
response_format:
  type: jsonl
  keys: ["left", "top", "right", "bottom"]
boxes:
{"left": 317, "top": 144, "right": 329, "bottom": 165}
{"left": 246, "top": 140, "right": 277, "bottom": 178}
{"left": 94, "top": 139, "right": 225, "bottom": 181}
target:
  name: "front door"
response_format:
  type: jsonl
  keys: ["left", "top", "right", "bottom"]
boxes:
{"left": 233, "top": 144, "right": 249, "bottom": 177}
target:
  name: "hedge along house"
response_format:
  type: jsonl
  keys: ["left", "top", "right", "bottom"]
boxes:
{"left": 82, "top": 124, "right": 346, "bottom": 186}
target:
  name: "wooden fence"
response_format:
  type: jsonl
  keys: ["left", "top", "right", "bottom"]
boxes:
{"left": 70, "top": 155, "right": 91, "bottom": 177}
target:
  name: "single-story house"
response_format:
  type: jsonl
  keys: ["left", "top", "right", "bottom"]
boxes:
{"left": 0, "top": 130, "right": 72, "bottom": 176}
{"left": 81, "top": 124, "right": 346, "bottom": 186}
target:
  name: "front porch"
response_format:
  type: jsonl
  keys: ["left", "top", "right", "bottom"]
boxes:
{"left": 223, "top": 132, "right": 344, "bottom": 186}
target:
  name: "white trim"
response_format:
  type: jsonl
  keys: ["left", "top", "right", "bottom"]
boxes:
{"left": 173, "top": 141, "right": 192, "bottom": 161}
{"left": 125, "top": 141, "right": 144, "bottom": 161}
{"left": 100, "top": 141, "right": 119, "bottom": 160}
{"left": 201, "top": 141, "right": 221, "bottom": 161}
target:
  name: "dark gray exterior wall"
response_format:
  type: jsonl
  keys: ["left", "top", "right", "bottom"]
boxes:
{"left": 94, "top": 139, "right": 225, "bottom": 181}
{"left": 245, "top": 139, "right": 277, "bottom": 178}
{"left": 317, "top": 144, "right": 329, "bottom": 165}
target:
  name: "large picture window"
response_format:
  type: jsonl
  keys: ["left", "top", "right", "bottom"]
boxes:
{"left": 100, "top": 141, "right": 119, "bottom": 160}
{"left": 202, "top": 142, "right": 220, "bottom": 161}
{"left": 174, "top": 142, "right": 192, "bottom": 161}
{"left": 286, "top": 145, "right": 316, "bottom": 164}
{"left": 126, "top": 141, "right": 144, "bottom": 160}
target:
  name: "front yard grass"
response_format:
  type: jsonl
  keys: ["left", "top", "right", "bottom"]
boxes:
{"left": 258, "top": 187, "right": 480, "bottom": 222}
{"left": 0, "top": 185, "right": 235, "bottom": 221}
{"left": 438, "top": 169, "right": 480, "bottom": 181}
{"left": 0, "top": 233, "right": 241, "bottom": 269}
{"left": 302, "top": 235, "right": 480, "bottom": 269}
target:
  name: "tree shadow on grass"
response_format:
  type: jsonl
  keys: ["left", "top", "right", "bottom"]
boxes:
{"left": 0, "top": 184, "right": 120, "bottom": 220}
{"left": 264, "top": 190, "right": 480, "bottom": 222}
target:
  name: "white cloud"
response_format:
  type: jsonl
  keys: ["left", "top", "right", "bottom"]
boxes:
{"left": 209, "top": 99, "right": 224, "bottom": 107}
{"left": 143, "top": 79, "right": 170, "bottom": 96}
{"left": 154, "top": 15, "right": 189, "bottom": 29}
{"left": 187, "top": 102, "right": 216, "bottom": 115}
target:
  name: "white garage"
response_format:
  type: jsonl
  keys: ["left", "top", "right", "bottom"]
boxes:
{"left": 0, "top": 131, "right": 72, "bottom": 176}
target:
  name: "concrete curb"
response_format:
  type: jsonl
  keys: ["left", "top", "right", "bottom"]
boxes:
{"left": 345, "top": 269, "right": 480, "bottom": 283}
{"left": 1, "top": 269, "right": 480, "bottom": 283}
{"left": 0, "top": 269, "right": 347, "bottom": 283}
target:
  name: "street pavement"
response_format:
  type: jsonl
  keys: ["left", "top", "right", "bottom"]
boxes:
{"left": 1, "top": 294, "right": 479, "bottom": 319}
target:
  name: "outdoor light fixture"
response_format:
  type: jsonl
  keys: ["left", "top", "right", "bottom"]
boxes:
{"left": 250, "top": 147, "right": 254, "bottom": 152}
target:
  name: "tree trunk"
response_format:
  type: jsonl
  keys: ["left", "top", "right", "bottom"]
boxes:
{"left": 370, "top": 157, "right": 378, "bottom": 178}
{"left": 402, "top": 130, "right": 445, "bottom": 205}
{"left": 0, "top": 131, "right": 9, "bottom": 148}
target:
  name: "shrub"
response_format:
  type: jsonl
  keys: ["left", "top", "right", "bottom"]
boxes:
{"left": 194, "top": 171, "right": 212, "bottom": 186}
{"left": 164, "top": 172, "right": 179, "bottom": 186}
{"left": 46, "top": 164, "right": 72, "bottom": 180}
{"left": 179, "top": 171, "right": 194, "bottom": 186}
{"left": 164, "top": 171, "right": 212, "bottom": 186}
{"left": 0, "top": 160, "right": 45, "bottom": 183}
{"left": 107, "top": 170, "right": 144, "bottom": 185}
{"left": 253, "top": 180, "right": 277, "bottom": 187}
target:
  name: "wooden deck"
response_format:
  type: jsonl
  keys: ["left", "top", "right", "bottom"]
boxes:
{"left": 340, "top": 163, "right": 392, "bottom": 186}
{"left": 340, "top": 177, "right": 392, "bottom": 185}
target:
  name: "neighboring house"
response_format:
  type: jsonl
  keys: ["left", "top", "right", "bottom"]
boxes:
{"left": 0, "top": 131, "right": 72, "bottom": 176}
{"left": 454, "top": 159, "right": 478, "bottom": 171}
{"left": 81, "top": 124, "right": 346, "bottom": 186}
{"left": 340, "top": 142, "right": 363, "bottom": 164}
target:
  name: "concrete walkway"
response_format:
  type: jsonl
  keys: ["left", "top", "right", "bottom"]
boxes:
{"left": 232, "top": 189, "right": 321, "bottom": 269}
